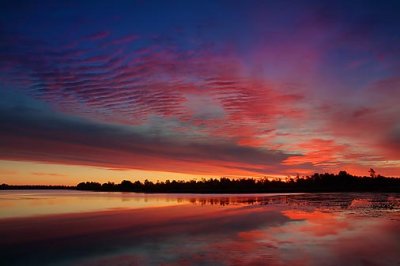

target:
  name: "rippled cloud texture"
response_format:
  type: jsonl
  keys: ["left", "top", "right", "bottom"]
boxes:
{"left": 1, "top": 0, "right": 400, "bottom": 181}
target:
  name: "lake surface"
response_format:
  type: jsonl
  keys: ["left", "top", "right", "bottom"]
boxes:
{"left": 0, "top": 191, "right": 399, "bottom": 266}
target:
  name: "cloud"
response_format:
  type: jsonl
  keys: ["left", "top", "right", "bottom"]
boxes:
{"left": 0, "top": 94, "right": 290, "bottom": 176}
{"left": 84, "top": 31, "right": 110, "bottom": 41}
{"left": 1, "top": 1, "right": 400, "bottom": 176}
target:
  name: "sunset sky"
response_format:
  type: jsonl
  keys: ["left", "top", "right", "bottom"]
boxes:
{"left": 1, "top": 0, "right": 399, "bottom": 185}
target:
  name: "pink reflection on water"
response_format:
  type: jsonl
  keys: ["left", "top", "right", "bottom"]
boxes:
{"left": 0, "top": 193, "right": 399, "bottom": 265}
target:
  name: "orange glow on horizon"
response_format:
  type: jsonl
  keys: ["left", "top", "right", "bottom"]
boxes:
{"left": 0, "top": 159, "right": 399, "bottom": 186}
{"left": 0, "top": 160, "right": 221, "bottom": 186}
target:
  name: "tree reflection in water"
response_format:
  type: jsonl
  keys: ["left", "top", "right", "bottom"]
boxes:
{"left": 0, "top": 192, "right": 399, "bottom": 265}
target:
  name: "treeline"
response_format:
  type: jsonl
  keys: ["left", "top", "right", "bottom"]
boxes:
{"left": 2, "top": 171, "right": 399, "bottom": 193}
{"left": 75, "top": 171, "right": 400, "bottom": 193}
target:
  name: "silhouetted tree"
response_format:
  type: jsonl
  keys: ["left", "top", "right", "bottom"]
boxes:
{"left": 369, "top": 168, "right": 376, "bottom": 178}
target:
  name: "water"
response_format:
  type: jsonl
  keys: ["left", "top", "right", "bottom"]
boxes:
{"left": 0, "top": 191, "right": 399, "bottom": 266}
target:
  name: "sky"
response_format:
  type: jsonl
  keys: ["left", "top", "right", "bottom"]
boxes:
{"left": 0, "top": 0, "right": 400, "bottom": 185}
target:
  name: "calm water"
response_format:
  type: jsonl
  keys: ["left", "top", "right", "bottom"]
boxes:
{"left": 0, "top": 191, "right": 399, "bottom": 266}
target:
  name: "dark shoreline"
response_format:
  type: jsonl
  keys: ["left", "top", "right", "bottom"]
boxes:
{"left": 1, "top": 188, "right": 399, "bottom": 194}
{"left": 2, "top": 171, "right": 400, "bottom": 193}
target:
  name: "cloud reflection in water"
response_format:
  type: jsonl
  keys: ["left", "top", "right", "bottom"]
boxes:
{"left": 0, "top": 193, "right": 399, "bottom": 265}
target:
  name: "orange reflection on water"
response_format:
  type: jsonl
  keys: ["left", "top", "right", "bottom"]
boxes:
{"left": 0, "top": 192, "right": 399, "bottom": 265}
{"left": 282, "top": 210, "right": 351, "bottom": 237}
{"left": 0, "top": 190, "right": 191, "bottom": 218}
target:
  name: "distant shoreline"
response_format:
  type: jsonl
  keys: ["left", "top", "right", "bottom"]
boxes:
{"left": 2, "top": 171, "right": 400, "bottom": 193}
{"left": 1, "top": 188, "right": 399, "bottom": 194}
